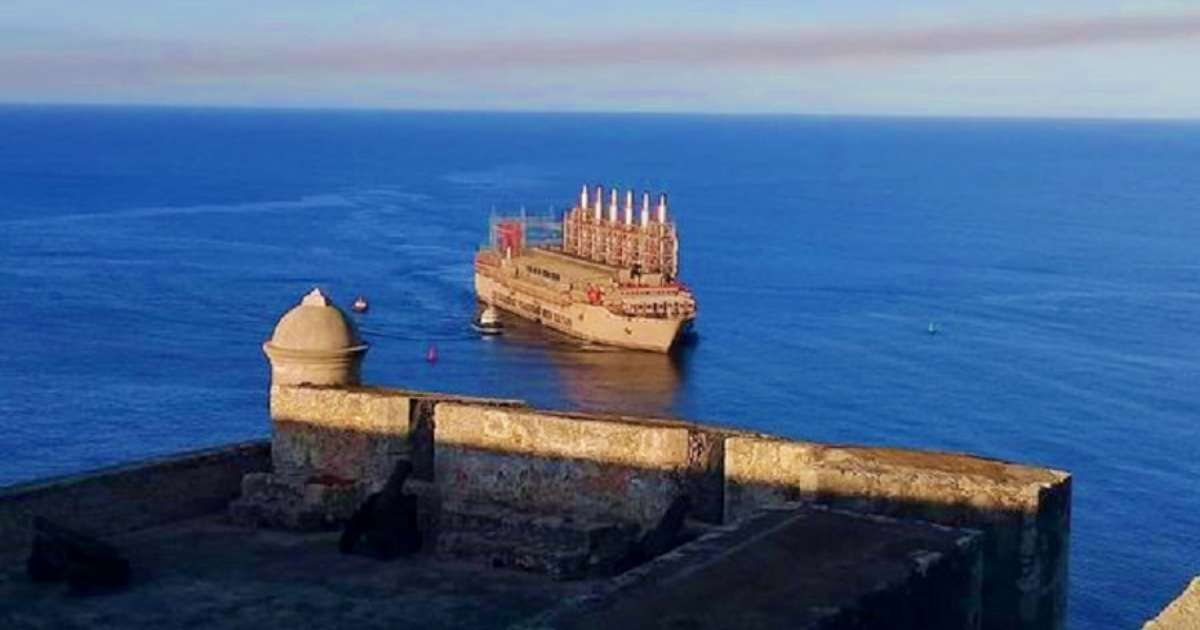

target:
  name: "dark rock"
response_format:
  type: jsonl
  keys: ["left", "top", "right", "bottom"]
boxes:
{"left": 26, "top": 517, "right": 131, "bottom": 594}
{"left": 640, "top": 495, "right": 692, "bottom": 559}
{"left": 377, "top": 459, "right": 413, "bottom": 506}
{"left": 339, "top": 460, "right": 422, "bottom": 559}
{"left": 367, "top": 493, "right": 422, "bottom": 558}
{"left": 616, "top": 495, "right": 692, "bottom": 573}
{"left": 339, "top": 494, "right": 378, "bottom": 554}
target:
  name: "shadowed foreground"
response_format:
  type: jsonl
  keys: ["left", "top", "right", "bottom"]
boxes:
{"left": 0, "top": 514, "right": 579, "bottom": 630}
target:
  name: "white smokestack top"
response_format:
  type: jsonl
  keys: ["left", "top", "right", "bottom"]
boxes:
{"left": 623, "top": 190, "right": 634, "bottom": 225}
{"left": 593, "top": 185, "right": 603, "bottom": 221}
{"left": 608, "top": 188, "right": 618, "bottom": 222}
{"left": 640, "top": 191, "right": 650, "bottom": 227}
{"left": 657, "top": 193, "right": 668, "bottom": 223}
{"left": 580, "top": 184, "right": 589, "bottom": 210}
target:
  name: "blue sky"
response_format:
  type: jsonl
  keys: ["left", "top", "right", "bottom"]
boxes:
{"left": 3, "top": 1, "right": 1200, "bottom": 117}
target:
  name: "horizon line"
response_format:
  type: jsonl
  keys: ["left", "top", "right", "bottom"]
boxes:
{"left": 2, "top": 100, "right": 1199, "bottom": 125}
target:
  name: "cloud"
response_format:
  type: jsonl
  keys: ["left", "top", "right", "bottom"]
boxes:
{"left": 6, "top": 12, "right": 1200, "bottom": 83}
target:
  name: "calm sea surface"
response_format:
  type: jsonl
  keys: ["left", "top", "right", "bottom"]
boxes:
{"left": 1, "top": 106, "right": 1197, "bottom": 627}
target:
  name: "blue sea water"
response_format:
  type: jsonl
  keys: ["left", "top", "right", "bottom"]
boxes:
{"left": 0, "top": 105, "right": 1197, "bottom": 627}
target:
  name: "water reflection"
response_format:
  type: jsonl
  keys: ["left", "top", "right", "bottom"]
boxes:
{"left": 484, "top": 310, "right": 692, "bottom": 415}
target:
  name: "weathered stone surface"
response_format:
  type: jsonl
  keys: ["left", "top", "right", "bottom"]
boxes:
{"left": 434, "top": 403, "right": 691, "bottom": 526}
{"left": 1145, "top": 577, "right": 1200, "bottom": 629}
{"left": 229, "top": 471, "right": 365, "bottom": 531}
{"left": 439, "top": 532, "right": 592, "bottom": 580}
{"left": 408, "top": 398, "right": 437, "bottom": 481}
{"left": 435, "top": 502, "right": 639, "bottom": 580}
{"left": 0, "top": 442, "right": 269, "bottom": 555}
{"left": 435, "top": 404, "right": 689, "bottom": 469}
{"left": 270, "top": 385, "right": 414, "bottom": 489}
{"left": 529, "top": 505, "right": 983, "bottom": 630}
{"left": 684, "top": 429, "right": 726, "bottom": 524}
{"left": 271, "top": 385, "right": 414, "bottom": 437}
{"left": 723, "top": 438, "right": 822, "bottom": 517}
{"left": 724, "top": 436, "right": 1070, "bottom": 630}
{"left": 2, "top": 515, "right": 590, "bottom": 630}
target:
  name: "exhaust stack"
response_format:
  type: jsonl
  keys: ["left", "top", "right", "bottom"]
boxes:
{"left": 657, "top": 193, "right": 668, "bottom": 223}
{"left": 580, "top": 184, "right": 589, "bottom": 210}
{"left": 608, "top": 188, "right": 618, "bottom": 223}
{"left": 640, "top": 191, "right": 650, "bottom": 227}
{"left": 593, "top": 185, "right": 603, "bottom": 221}
{"left": 624, "top": 190, "right": 634, "bottom": 225}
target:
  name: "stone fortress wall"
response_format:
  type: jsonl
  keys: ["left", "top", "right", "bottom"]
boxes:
{"left": 0, "top": 288, "right": 1077, "bottom": 629}
{"left": 262, "top": 381, "right": 1070, "bottom": 630}
{"left": 0, "top": 381, "right": 1070, "bottom": 628}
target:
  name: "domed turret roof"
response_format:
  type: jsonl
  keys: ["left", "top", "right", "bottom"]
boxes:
{"left": 267, "top": 288, "right": 363, "bottom": 352}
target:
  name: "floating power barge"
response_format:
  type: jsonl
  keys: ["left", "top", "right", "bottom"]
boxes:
{"left": 474, "top": 185, "right": 697, "bottom": 352}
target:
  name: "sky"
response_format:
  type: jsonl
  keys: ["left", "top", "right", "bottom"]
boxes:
{"left": 3, "top": 1, "right": 1200, "bottom": 118}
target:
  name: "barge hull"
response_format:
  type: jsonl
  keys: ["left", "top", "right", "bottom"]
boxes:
{"left": 475, "top": 272, "right": 688, "bottom": 352}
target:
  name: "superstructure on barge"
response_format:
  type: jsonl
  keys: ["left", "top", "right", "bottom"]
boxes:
{"left": 474, "top": 185, "right": 696, "bottom": 352}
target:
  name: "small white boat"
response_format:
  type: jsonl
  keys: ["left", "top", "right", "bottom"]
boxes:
{"left": 473, "top": 305, "right": 503, "bottom": 335}
{"left": 352, "top": 296, "right": 368, "bottom": 313}
{"left": 927, "top": 322, "right": 939, "bottom": 335}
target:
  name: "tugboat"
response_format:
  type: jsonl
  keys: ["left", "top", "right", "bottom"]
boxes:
{"left": 472, "top": 305, "right": 504, "bottom": 335}
{"left": 351, "top": 296, "right": 369, "bottom": 313}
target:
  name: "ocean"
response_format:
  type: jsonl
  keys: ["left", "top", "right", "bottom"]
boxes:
{"left": 0, "top": 105, "right": 1197, "bottom": 627}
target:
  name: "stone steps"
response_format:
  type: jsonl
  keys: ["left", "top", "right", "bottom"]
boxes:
{"left": 434, "top": 503, "right": 640, "bottom": 580}
{"left": 229, "top": 472, "right": 366, "bottom": 531}
{"left": 436, "top": 531, "right": 591, "bottom": 579}
{"left": 439, "top": 504, "right": 637, "bottom": 549}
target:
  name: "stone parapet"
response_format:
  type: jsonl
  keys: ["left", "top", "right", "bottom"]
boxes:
{"left": 253, "top": 385, "right": 526, "bottom": 530}
{"left": 724, "top": 436, "right": 1070, "bottom": 630}
{"left": 240, "top": 382, "right": 1071, "bottom": 628}
{"left": 434, "top": 403, "right": 692, "bottom": 526}
{"left": 0, "top": 442, "right": 269, "bottom": 554}
{"left": 270, "top": 385, "right": 415, "bottom": 489}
